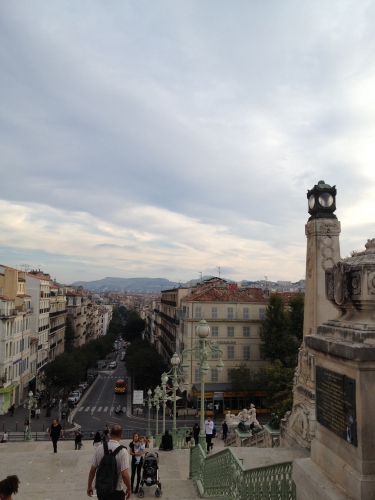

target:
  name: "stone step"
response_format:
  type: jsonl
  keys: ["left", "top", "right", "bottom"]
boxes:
{"left": 0, "top": 441, "right": 201, "bottom": 500}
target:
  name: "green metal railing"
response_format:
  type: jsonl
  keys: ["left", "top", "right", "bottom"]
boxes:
{"left": 190, "top": 444, "right": 296, "bottom": 500}
{"left": 154, "top": 425, "right": 192, "bottom": 450}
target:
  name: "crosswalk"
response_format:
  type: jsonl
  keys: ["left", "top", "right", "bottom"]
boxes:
{"left": 78, "top": 406, "right": 126, "bottom": 413}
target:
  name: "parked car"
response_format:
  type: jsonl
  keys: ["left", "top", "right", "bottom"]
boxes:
{"left": 109, "top": 361, "right": 117, "bottom": 369}
{"left": 68, "top": 392, "right": 81, "bottom": 403}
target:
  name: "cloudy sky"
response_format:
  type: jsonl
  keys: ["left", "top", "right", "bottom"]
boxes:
{"left": 1, "top": 1, "right": 375, "bottom": 285}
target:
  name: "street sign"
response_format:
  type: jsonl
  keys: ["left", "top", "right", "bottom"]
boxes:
{"left": 133, "top": 390, "right": 144, "bottom": 404}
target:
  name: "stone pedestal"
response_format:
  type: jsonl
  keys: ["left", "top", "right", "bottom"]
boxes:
{"left": 302, "top": 327, "right": 375, "bottom": 500}
{"left": 281, "top": 216, "right": 341, "bottom": 450}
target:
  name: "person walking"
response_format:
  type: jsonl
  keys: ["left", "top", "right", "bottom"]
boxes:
{"left": 49, "top": 418, "right": 64, "bottom": 453}
{"left": 87, "top": 424, "right": 131, "bottom": 500}
{"left": 75, "top": 429, "right": 83, "bottom": 450}
{"left": 24, "top": 418, "right": 29, "bottom": 434}
{"left": 0, "top": 474, "right": 20, "bottom": 500}
{"left": 93, "top": 431, "right": 102, "bottom": 450}
{"left": 8, "top": 405, "right": 15, "bottom": 417}
{"left": 129, "top": 432, "right": 144, "bottom": 494}
{"left": 222, "top": 421, "right": 228, "bottom": 440}
{"left": 204, "top": 416, "right": 214, "bottom": 453}
{"left": 193, "top": 423, "right": 200, "bottom": 445}
{"left": 35, "top": 408, "right": 41, "bottom": 419}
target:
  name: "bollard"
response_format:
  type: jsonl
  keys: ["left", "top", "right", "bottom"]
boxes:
{"left": 16, "top": 422, "right": 18, "bottom": 432}
{"left": 43, "top": 421, "right": 45, "bottom": 431}
{"left": 2, "top": 422, "right": 4, "bottom": 432}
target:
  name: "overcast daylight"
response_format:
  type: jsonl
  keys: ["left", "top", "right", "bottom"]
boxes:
{"left": 1, "top": 0, "right": 375, "bottom": 285}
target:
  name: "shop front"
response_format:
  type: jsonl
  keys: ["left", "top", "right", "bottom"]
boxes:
{"left": 191, "top": 383, "right": 268, "bottom": 416}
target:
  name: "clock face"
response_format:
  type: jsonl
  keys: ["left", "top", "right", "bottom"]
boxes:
{"left": 318, "top": 193, "right": 334, "bottom": 208}
{"left": 308, "top": 195, "right": 315, "bottom": 210}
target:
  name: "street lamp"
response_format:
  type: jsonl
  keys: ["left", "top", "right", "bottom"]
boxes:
{"left": 152, "top": 386, "right": 162, "bottom": 436}
{"left": 161, "top": 352, "right": 187, "bottom": 433}
{"left": 23, "top": 390, "right": 38, "bottom": 442}
{"left": 146, "top": 389, "right": 152, "bottom": 439}
{"left": 161, "top": 374, "right": 169, "bottom": 434}
{"left": 182, "top": 318, "right": 224, "bottom": 450}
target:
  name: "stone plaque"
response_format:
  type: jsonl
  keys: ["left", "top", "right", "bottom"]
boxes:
{"left": 316, "top": 366, "right": 357, "bottom": 446}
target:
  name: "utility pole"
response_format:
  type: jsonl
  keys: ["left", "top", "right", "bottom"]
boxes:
{"left": 216, "top": 266, "right": 221, "bottom": 279}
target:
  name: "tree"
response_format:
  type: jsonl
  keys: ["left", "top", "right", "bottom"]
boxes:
{"left": 260, "top": 293, "right": 299, "bottom": 367}
{"left": 288, "top": 294, "right": 304, "bottom": 343}
{"left": 229, "top": 363, "right": 260, "bottom": 396}
{"left": 64, "top": 316, "right": 77, "bottom": 353}
{"left": 262, "top": 360, "right": 294, "bottom": 418}
{"left": 125, "top": 339, "right": 168, "bottom": 390}
{"left": 124, "top": 310, "right": 146, "bottom": 342}
{"left": 44, "top": 353, "right": 85, "bottom": 391}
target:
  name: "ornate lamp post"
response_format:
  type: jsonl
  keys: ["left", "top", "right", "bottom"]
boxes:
{"left": 23, "top": 390, "right": 38, "bottom": 442}
{"left": 146, "top": 389, "right": 152, "bottom": 439}
{"left": 161, "top": 352, "right": 187, "bottom": 433}
{"left": 182, "top": 318, "right": 224, "bottom": 449}
{"left": 161, "top": 374, "right": 169, "bottom": 434}
{"left": 152, "top": 385, "right": 163, "bottom": 436}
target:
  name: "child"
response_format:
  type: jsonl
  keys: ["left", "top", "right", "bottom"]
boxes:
{"left": 135, "top": 437, "right": 146, "bottom": 464}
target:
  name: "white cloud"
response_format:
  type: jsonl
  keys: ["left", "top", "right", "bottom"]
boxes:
{"left": 1, "top": 0, "right": 375, "bottom": 284}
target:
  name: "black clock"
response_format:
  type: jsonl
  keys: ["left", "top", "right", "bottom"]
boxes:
{"left": 307, "top": 180, "right": 337, "bottom": 220}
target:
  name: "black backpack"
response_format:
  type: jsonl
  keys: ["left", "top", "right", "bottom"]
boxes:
{"left": 96, "top": 441, "right": 125, "bottom": 495}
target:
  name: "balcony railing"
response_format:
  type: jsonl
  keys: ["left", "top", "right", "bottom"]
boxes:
{"left": 0, "top": 309, "right": 18, "bottom": 317}
{"left": 161, "top": 299, "right": 176, "bottom": 307}
{"left": 158, "top": 310, "right": 179, "bottom": 325}
{"left": 50, "top": 324, "right": 65, "bottom": 333}
{"left": 49, "top": 309, "right": 67, "bottom": 318}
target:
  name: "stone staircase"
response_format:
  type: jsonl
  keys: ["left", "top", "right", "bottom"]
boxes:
{"left": 0, "top": 440, "right": 200, "bottom": 500}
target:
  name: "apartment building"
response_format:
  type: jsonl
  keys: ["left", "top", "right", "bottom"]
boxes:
{"left": 154, "top": 287, "right": 190, "bottom": 363}
{"left": 66, "top": 290, "right": 87, "bottom": 347}
{"left": 0, "top": 266, "right": 33, "bottom": 412}
{"left": 99, "top": 306, "right": 112, "bottom": 336}
{"left": 26, "top": 271, "right": 51, "bottom": 391}
{"left": 49, "top": 285, "right": 66, "bottom": 360}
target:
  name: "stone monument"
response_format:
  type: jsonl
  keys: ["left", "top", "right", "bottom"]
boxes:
{"left": 293, "top": 238, "right": 375, "bottom": 500}
{"left": 281, "top": 180, "right": 341, "bottom": 449}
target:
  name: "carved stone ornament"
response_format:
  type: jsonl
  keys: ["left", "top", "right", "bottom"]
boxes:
{"left": 325, "top": 238, "right": 375, "bottom": 324}
{"left": 281, "top": 402, "right": 311, "bottom": 444}
{"left": 306, "top": 239, "right": 314, "bottom": 278}
{"left": 318, "top": 220, "right": 340, "bottom": 235}
{"left": 298, "top": 343, "right": 315, "bottom": 383}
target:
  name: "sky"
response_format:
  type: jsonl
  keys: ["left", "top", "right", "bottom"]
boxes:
{"left": 1, "top": 0, "right": 375, "bottom": 285}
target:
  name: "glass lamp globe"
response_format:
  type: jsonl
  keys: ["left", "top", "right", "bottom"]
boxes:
{"left": 196, "top": 318, "right": 210, "bottom": 338}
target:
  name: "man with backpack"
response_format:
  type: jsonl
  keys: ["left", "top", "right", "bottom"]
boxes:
{"left": 87, "top": 424, "right": 131, "bottom": 499}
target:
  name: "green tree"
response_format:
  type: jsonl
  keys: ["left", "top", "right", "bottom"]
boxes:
{"left": 126, "top": 339, "right": 167, "bottom": 389}
{"left": 44, "top": 352, "right": 85, "bottom": 391}
{"left": 124, "top": 310, "right": 146, "bottom": 342}
{"left": 262, "top": 360, "right": 294, "bottom": 418}
{"left": 288, "top": 294, "right": 304, "bottom": 343}
{"left": 64, "top": 316, "right": 77, "bottom": 353}
{"left": 229, "top": 363, "right": 260, "bottom": 397}
{"left": 260, "top": 293, "right": 299, "bottom": 367}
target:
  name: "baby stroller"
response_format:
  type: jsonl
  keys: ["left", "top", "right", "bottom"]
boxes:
{"left": 138, "top": 451, "right": 162, "bottom": 497}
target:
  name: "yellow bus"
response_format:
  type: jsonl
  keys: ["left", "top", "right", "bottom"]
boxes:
{"left": 115, "top": 379, "right": 126, "bottom": 394}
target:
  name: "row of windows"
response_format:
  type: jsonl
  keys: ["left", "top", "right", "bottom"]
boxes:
{"left": 194, "top": 363, "right": 256, "bottom": 383}
{"left": 5, "top": 318, "right": 31, "bottom": 336}
{"left": 5, "top": 337, "right": 30, "bottom": 358}
{"left": 207, "top": 326, "right": 263, "bottom": 337}
{"left": 193, "top": 306, "right": 265, "bottom": 320}
{"left": 3, "top": 357, "right": 29, "bottom": 381}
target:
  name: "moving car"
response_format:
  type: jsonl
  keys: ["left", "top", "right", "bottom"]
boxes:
{"left": 109, "top": 361, "right": 117, "bottom": 369}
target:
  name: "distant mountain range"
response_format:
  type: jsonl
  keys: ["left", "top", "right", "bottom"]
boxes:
{"left": 71, "top": 276, "right": 304, "bottom": 293}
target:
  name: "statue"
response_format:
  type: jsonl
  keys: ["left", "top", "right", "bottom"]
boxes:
{"left": 238, "top": 420, "right": 248, "bottom": 432}
{"left": 249, "top": 404, "right": 259, "bottom": 425}
{"left": 268, "top": 413, "right": 280, "bottom": 430}
{"left": 237, "top": 408, "right": 249, "bottom": 421}
{"left": 225, "top": 411, "right": 234, "bottom": 424}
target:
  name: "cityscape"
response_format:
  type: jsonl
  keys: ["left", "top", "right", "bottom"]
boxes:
{"left": 1, "top": 2, "right": 374, "bottom": 500}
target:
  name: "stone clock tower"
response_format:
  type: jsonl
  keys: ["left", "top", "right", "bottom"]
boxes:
{"left": 280, "top": 180, "right": 341, "bottom": 449}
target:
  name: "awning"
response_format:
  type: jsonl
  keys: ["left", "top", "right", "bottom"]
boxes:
{"left": 0, "top": 382, "right": 18, "bottom": 394}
